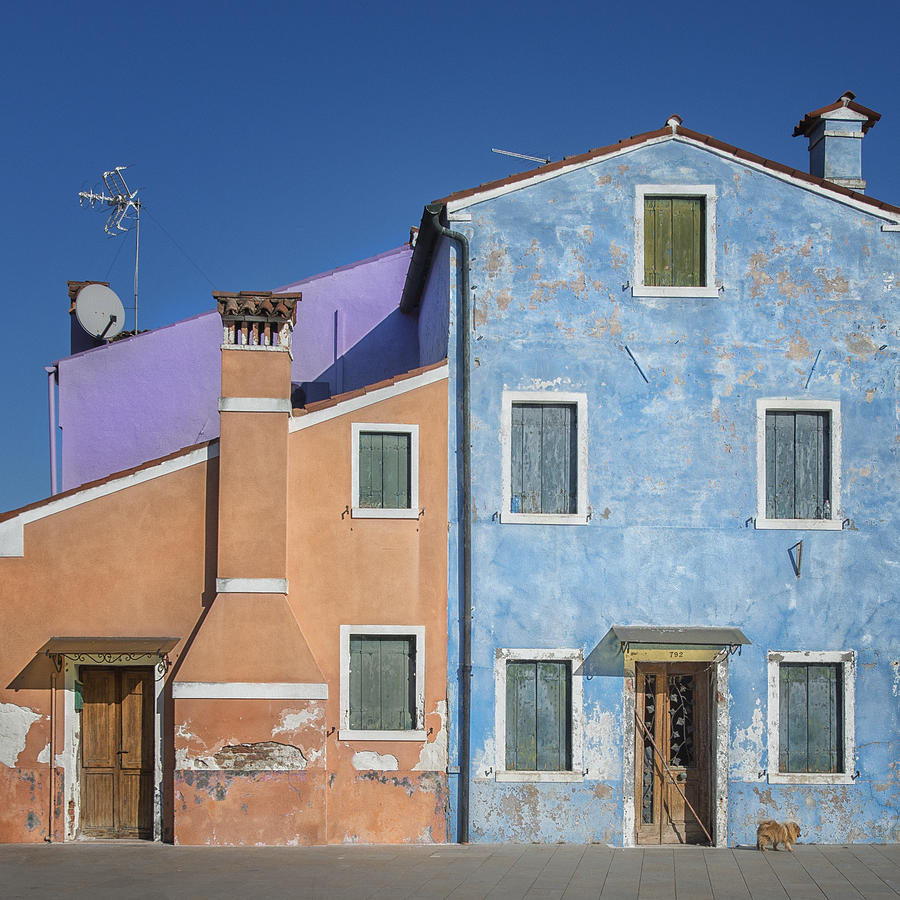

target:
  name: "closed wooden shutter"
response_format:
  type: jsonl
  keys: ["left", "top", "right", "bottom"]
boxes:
{"left": 510, "top": 404, "right": 577, "bottom": 514}
{"left": 765, "top": 411, "right": 830, "bottom": 519}
{"left": 644, "top": 197, "right": 705, "bottom": 287}
{"left": 779, "top": 663, "right": 842, "bottom": 773}
{"left": 359, "top": 432, "right": 411, "bottom": 509}
{"left": 349, "top": 635, "right": 415, "bottom": 730}
{"left": 505, "top": 661, "right": 571, "bottom": 771}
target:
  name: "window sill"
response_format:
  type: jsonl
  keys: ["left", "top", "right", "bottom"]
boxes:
{"left": 500, "top": 512, "right": 589, "bottom": 526}
{"left": 756, "top": 517, "right": 842, "bottom": 531}
{"left": 768, "top": 772, "right": 854, "bottom": 785}
{"left": 495, "top": 771, "right": 583, "bottom": 783}
{"left": 632, "top": 285, "right": 720, "bottom": 299}
{"left": 338, "top": 729, "right": 427, "bottom": 742}
{"left": 351, "top": 507, "right": 419, "bottom": 520}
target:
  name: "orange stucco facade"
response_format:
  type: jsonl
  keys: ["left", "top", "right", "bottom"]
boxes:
{"left": 0, "top": 300, "right": 449, "bottom": 845}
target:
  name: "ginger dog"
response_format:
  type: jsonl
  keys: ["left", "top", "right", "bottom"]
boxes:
{"left": 756, "top": 819, "right": 801, "bottom": 851}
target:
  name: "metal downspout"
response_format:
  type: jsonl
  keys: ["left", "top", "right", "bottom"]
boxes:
{"left": 45, "top": 366, "right": 58, "bottom": 496}
{"left": 430, "top": 205, "right": 473, "bottom": 843}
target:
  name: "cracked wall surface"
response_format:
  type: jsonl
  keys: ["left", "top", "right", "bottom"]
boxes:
{"left": 445, "top": 135, "right": 900, "bottom": 844}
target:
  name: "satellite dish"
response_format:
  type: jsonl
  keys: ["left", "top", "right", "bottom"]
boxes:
{"left": 75, "top": 284, "right": 126, "bottom": 340}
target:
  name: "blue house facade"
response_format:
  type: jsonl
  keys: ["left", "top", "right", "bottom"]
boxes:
{"left": 404, "top": 93, "right": 900, "bottom": 846}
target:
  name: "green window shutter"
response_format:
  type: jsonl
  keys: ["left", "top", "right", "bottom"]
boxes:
{"left": 536, "top": 662, "right": 571, "bottom": 771}
{"left": 672, "top": 198, "right": 704, "bottom": 287}
{"left": 506, "top": 661, "right": 537, "bottom": 770}
{"left": 779, "top": 663, "right": 841, "bottom": 773}
{"left": 349, "top": 635, "right": 415, "bottom": 730}
{"left": 358, "top": 432, "right": 411, "bottom": 509}
{"left": 510, "top": 404, "right": 577, "bottom": 514}
{"left": 359, "top": 432, "right": 381, "bottom": 508}
{"left": 795, "top": 412, "right": 830, "bottom": 519}
{"left": 806, "top": 664, "right": 841, "bottom": 773}
{"left": 644, "top": 196, "right": 705, "bottom": 287}
{"left": 644, "top": 197, "right": 671, "bottom": 287}
{"left": 506, "top": 660, "right": 571, "bottom": 772}
{"left": 766, "top": 411, "right": 830, "bottom": 519}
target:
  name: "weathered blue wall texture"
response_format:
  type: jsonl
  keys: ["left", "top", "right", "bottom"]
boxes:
{"left": 435, "top": 108, "right": 900, "bottom": 846}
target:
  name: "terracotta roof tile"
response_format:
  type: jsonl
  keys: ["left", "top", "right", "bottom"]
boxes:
{"left": 0, "top": 439, "right": 217, "bottom": 523}
{"left": 3, "top": 364, "right": 449, "bottom": 520}
{"left": 291, "top": 359, "right": 449, "bottom": 417}
{"left": 794, "top": 91, "right": 881, "bottom": 136}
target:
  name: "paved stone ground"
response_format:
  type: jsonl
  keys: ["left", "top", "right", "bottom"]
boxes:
{"left": 0, "top": 843, "right": 898, "bottom": 899}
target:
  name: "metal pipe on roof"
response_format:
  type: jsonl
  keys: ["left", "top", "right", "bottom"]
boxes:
{"left": 45, "top": 366, "right": 58, "bottom": 496}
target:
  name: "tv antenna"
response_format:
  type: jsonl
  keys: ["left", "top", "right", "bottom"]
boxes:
{"left": 78, "top": 166, "right": 142, "bottom": 333}
{"left": 491, "top": 148, "right": 551, "bottom": 165}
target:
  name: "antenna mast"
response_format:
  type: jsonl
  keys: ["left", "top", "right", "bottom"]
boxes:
{"left": 491, "top": 148, "right": 551, "bottom": 164}
{"left": 78, "top": 166, "right": 142, "bottom": 333}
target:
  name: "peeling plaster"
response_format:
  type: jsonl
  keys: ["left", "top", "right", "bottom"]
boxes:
{"left": 0, "top": 702, "right": 42, "bottom": 768}
{"left": 212, "top": 742, "right": 307, "bottom": 771}
{"left": 36, "top": 743, "right": 50, "bottom": 765}
{"left": 414, "top": 700, "right": 448, "bottom": 771}
{"left": 472, "top": 737, "right": 496, "bottom": 783}
{"left": 352, "top": 751, "right": 398, "bottom": 771}
{"left": 748, "top": 252, "right": 775, "bottom": 298}
{"left": 817, "top": 268, "right": 850, "bottom": 295}
{"left": 846, "top": 332, "right": 881, "bottom": 359}
{"left": 730, "top": 704, "right": 764, "bottom": 780}
{"left": 785, "top": 332, "right": 811, "bottom": 360}
{"left": 583, "top": 707, "right": 619, "bottom": 779}
{"left": 776, "top": 271, "right": 809, "bottom": 299}
{"left": 273, "top": 707, "right": 323, "bottom": 735}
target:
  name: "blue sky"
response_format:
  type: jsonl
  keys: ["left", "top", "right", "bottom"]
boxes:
{"left": 2, "top": 0, "right": 899, "bottom": 512}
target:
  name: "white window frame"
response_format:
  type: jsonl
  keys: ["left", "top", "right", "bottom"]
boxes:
{"left": 500, "top": 391, "right": 589, "bottom": 525}
{"left": 351, "top": 423, "right": 419, "bottom": 519}
{"left": 766, "top": 650, "right": 856, "bottom": 785}
{"left": 633, "top": 184, "right": 718, "bottom": 298}
{"left": 756, "top": 398, "right": 842, "bottom": 530}
{"left": 339, "top": 624, "right": 426, "bottom": 741}
{"left": 494, "top": 647, "right": 584, "bottom": 783}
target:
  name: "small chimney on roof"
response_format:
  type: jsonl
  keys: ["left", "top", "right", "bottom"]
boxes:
{"left": 67, "top": 280, "right": 109, "bottom": 354}
{"left": 793, "top": 91, "right": 881, "bottom": 194}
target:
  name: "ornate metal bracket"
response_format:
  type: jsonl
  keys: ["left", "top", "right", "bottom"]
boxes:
{"left": 46, "top": 649, "right": 172, "bottom": 679}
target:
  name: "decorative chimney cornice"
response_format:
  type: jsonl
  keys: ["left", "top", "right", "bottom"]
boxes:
{"left": 793, "top": 91, "right": 881, "bottom": 138}
{"left": 793, "top": 91, "right": 880, "bottom": 194}
{"left": 214, "top": 291, "right": 300, "bottom": 351}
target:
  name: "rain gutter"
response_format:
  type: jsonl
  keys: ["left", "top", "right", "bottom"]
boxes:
{"left": 401, "top": 203, "right": 473, "bottom": 843}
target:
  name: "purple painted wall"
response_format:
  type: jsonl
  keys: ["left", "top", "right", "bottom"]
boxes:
{"left": 58, "top": 244, "right": 417, "bottom": 490}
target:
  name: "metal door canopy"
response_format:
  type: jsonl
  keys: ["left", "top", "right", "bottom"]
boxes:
{"left": 583, "top": 627, "right": 750, "bottom": 678}
{"left": 607, "top": 625, "right": 750, "bottom": 654}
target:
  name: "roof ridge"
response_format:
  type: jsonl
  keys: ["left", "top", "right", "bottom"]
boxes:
{"left": 274, "top": 243, "right": 412, "bottom": 293}
{"left": 292, "top": 359, "right": 448, "bottom": 417}
{"left": 0, "top": 439, "right": 217, "bottom": 523}
{"left": 437, "top": 122, "right": 900, "bottom": 217}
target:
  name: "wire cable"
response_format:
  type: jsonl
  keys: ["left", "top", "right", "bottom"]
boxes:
{"left": 142, "top": 205, "right": 217, "bottom": 288}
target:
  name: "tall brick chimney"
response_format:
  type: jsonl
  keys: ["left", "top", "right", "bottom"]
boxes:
{"left": 794, "top": 91, "right": 881, "bottom": 194}
{"left": 173, "top": 291, "right": 328, "bottom": 845}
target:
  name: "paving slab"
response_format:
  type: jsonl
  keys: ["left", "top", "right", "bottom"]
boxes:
{"left": 0, "top": 843, "right": 898, "bottom": 899}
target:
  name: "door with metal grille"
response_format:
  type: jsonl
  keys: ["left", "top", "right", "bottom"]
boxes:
{"left": 635, "top": 662, "right": 711, "bottom": 845}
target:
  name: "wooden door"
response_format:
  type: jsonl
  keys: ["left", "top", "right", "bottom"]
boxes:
{"left": 635, "top": 662, "right": 710, "bottom": 845}
{"left": 80, "top": 667, "right": 154, "bottom": 839}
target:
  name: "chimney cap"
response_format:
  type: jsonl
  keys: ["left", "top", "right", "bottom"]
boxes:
{"left": 666, "top": 114, "right": 683, "bottom": 132}
{"left": 213, "top": 290, "right": 300, "bottom": 325}
{"left": 793, "top": 91, "right": 881, "bottom": 137}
